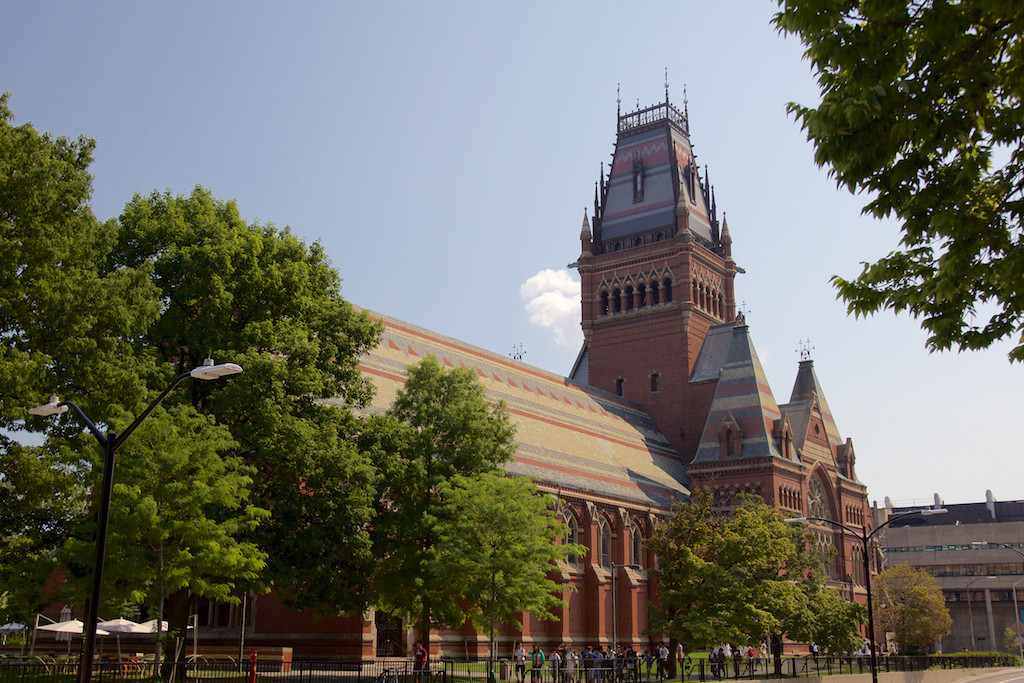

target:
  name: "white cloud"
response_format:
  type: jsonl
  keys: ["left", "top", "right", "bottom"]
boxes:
{"left": 520, "top": 269, "right": 583, "bottom": 348}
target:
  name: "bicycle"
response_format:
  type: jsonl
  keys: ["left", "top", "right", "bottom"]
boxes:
{"left": 378, "top": 668, "right": 399, "bottom": 683}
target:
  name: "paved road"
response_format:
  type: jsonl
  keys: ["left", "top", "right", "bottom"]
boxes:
{"left": 955, "top": 670, "right": 1024, "bottom": 683}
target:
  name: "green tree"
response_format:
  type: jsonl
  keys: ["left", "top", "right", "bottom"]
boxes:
{"left": 0, "top": 92, "right": 159, "bottom": 429}
{"left": 371, "top": 355, "right": 517, "bottom": 646}
{"left": 109, "top": 187, "right": 384, "bottom": 619}
{"left": 59, "top": 405, "right": 267, "bottom": 672}
{"left": 773, "top": 2, "right": 1024, "bottom": 361}
{"left": 873, "top": 563, "right": 951, "bottom": 651}
{"left": 0, "top": 443, "right": 84, "bottom": 623}
{"left": 1002, "top": 626, "right": 1019, "bottom": 655}
{"left": 650, "top": 491, "right": 863, "bottom": 659}
{"left": 429, "top": 472, "right": 585, "bottom": 659}
{"left": 1, "top": 92, "right": 157, "bottom": 618}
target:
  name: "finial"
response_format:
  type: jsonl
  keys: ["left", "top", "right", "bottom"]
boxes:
{"left": 510, "top": 343, "right": 525, "bottom": 362}
{"left": 664, "top": 68, "right": 670, "bottom": 104}
{"left": 796, "top": 339, "right": 815, "bottom": 361}
{"left": 580, "top": 207, "right": 592, "bottom": 241}
{"left": 616, "top": 84, "right": 621, "bottom": 119}
{"left": 683, "top": 84, "right": 689, "bottom": 120}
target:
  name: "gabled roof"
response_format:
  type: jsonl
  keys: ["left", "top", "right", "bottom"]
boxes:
{"left": 352, "top": 309, "right": 690, "bottom": 510}
{"left": 691, "top": 320, "right": 783, "bottom": 463}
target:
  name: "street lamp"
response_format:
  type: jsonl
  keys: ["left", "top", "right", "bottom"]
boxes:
{"left": 610, "top": 563, "right": 640, "bottom": 652}
{"left": 29, "top": 358, "right": 242, "bottom": 683}
{"left": 964, "top": 576, "right": 997, "bottom": 650}
{"left": 971, "top": 541, "right": 1024, "bottom": 660}
{"left": 785, "top": 506, "right": 946, "bottom": 683}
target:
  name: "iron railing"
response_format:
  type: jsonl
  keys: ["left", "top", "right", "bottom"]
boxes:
{"left": 1, "top": 654, "right": 1018, "bottom": 683}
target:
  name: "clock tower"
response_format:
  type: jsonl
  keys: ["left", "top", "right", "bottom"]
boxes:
{"left": 573, "top": 89, "right": 737, "bottom": 466}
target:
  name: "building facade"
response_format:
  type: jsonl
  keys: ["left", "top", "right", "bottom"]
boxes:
{"left": 184, "top": 93, "right": 873, "bottom": 660}
{"left": 880, "top": 495, "right": 1024, "bottom": 653}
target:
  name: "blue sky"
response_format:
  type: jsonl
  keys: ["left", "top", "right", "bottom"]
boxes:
{"left": 3, "top": 1, "right": 1020, "bottom": 506}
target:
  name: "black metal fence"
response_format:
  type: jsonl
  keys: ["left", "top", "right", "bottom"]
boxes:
{"left": 1, "top": 654, "right": 1018, "bottom": 683}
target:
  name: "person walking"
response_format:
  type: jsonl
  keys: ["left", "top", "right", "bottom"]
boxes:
{"left": 515, "top": 643, "right": 527, "bottom": 683}
{"left": 530, "top": 645, "right": 547, "bottom": 683}
{"left": 657, "top": 644, "right": 669, "bottom": 680}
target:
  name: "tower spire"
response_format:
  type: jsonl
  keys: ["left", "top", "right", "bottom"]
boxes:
{"left": 683, "top": 85, "right": 690, "bottom": 134}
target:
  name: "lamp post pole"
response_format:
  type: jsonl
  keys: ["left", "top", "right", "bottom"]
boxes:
{"left": 785, "top": 506, "right": 945, "bottom": 683}
{"left": 29, "top": 359, "right": 242, "bottom": 683}
{"left": 971, "top": 541, "right": 1024, "bottom": 660}
{"left": 964, "top": 576, "right": 995, "bottom": 650}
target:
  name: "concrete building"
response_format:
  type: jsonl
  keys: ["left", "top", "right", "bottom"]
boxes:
{"left": 880, "top": 494, "right": 1024, "bottom": 653}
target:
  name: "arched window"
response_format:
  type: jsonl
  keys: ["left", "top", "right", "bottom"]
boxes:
{"left": 650, "top": 281, "right": 660, "bottom": 304}
{"left": 630, "top": 523, "right": 643, "bottom": 568}
{"left": 663, "top": 278, "right": 673, "bottom": 302}
{"left": 638, "top": 283, "right": 647, "bottom": 307}
{"left": 600, "top": 291, "right": 609, "bottom": 315}
{"left": 624, "top": 286, "right": 634, "bottom": 311}
{"left": 563, "top": 513, "right": 581, "bottom": 566}
{"left": 612, "top": 289, "right": 622, "bottom": 313}
{"left": 807, "top": 476, "right": 831, "bottom": 520}
{"left": 598, "top": 518, "right": 612, "bottom": 569}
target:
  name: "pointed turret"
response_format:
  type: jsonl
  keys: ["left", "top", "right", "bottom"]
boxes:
{"left": 785, "top": 358, "right": 843, "bottom": 453}
{"left": 580, "top": 208, "right": 592, "bottom": 255}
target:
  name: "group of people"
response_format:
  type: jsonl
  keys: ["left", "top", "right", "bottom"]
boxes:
{"left": 513, "top": 643, "right": 673, "bottom": 683}
{"left": 705, "top": 643, "right": 768, "bottom": 680}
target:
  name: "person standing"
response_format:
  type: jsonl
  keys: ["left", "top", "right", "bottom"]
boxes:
{"left": 414, "top": 641, "right": 428, "bottom": 682}
{"left": 515, "top": 643, "right": 527, "bottom": 683}
{"left": 530, "top": 644, "right": 547, "bottom": 683}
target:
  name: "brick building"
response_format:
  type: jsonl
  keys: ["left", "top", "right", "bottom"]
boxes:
{"left": 193, "top": 93, "right": 872, "bottom": 660}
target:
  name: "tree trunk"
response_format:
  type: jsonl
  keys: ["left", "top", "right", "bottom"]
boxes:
{"left": 161, "top": 588, "right": 190, "bottom": 683}
{"left": 772, "top": 633, "right": 784, "bottom": 676}
{"left": 667, "top": 637, "right": 679, "bottom": 679}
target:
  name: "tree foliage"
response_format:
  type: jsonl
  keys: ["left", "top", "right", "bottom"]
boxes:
{"left": 60, "top": 405, "right": 268, "bottom": 614}
{"left": 371, "top": 355, "right": 518, "bottom": 642}
{"left": 108, "top": 187, "right": 384, "bottom": 617}
{"left": 2, "top": 93, "right": 384, "bottom": 632}
{"left": 0, "top": 91, "right": 157, "bottom": 618}
{"left": 429, "top": 472, "right": 584, "bottom": 656}
{"left": 650, "top": 491, "right": 863, "bottom": 654}
{"left": 773, "top": 2, "right": 1024, "bottom": 361}
{"left": 873, "top": 563, "right": 951, "bottom": 650}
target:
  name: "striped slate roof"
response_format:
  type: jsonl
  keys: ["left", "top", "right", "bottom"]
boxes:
{"left": 601, "top": 118, "right": 715, "bottom": 245}
{"left": 782, "top": 360, "right": 844, "bottom": 452}
{"left": 353, "top": 309, "right": 690, "bottom": 511}
{"left": 691, "top": 320, "right": 783, "bottom": 463}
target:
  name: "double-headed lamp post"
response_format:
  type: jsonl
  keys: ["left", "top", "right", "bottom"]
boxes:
{"left": 29, "top": 358, "right": 243, "bottom": 683}
{"left": 785, "top": 506, "right": 945, "bottom": 683}
{"left": 971, "top": 541, "right": 1024, "bottom": 660}
{"left": 611, "top": 563, "right": 641, "bottom": 651}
